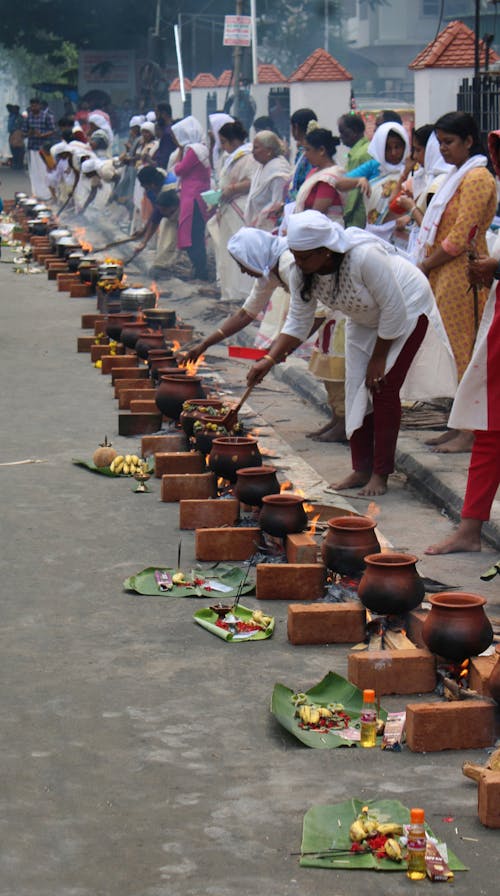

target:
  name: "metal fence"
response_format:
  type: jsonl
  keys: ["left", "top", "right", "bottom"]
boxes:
{"left": 457, "top": 74, "right": 500, "bottom": 147}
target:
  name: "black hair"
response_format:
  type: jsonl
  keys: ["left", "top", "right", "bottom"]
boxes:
{"left": 218, "top": 120, "right": 248, "bottom": 143}
{"left": 29, "top": 97, "right": 41, "bottom": 104}
{"left": 137, "top": 167, "right": 165, "bottom": 189}
{"left": 413, "top": 124, "right": 434, "bottom": 147}
{"left": 387, "top": 128, "right": 406, "bottom": 148}
{"left": 376, "top": 110, "right": 403, "bottom": 125}
{"left": 58, "top": 115, "right": 75, "bottom": 129}
{"left": 253, "top": 115, "right": 277, "bottom": 133}
{"left": 156, "top": 189, "right": 180, "bottom": 210}
{"left": 338, "top": 113, "right": 365, "bottom": 138}
{"left": 299, "top": 255, "right": 343, "bottom": 302}
{"left": 157, "top": 102, "right": 172, "bottom": 117}
{"left": 290, "top": 108, "right": 318, "bottom": 133}
{"left": 434, "top": 111, "right": 485, "bottom": 156}
{"left": 304, "top": 127, "right": 340, "bottom": 159}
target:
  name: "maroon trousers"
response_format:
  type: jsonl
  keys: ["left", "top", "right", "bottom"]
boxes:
{"left": 350, "top": 315, "right": 428, "bottom": 476}
{"left": 462, "top": 430, "right": 500, "bottom": 520}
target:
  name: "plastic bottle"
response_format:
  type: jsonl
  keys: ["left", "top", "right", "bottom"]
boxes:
{"left": 406, "top": 807, "right": 427, "bottom": 880}
{"left": 360, "top": 688, "right": 377, "bottom": 747}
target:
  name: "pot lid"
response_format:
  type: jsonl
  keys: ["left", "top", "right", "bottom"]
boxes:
{"left": 121, "top": 286, "right": 155, "bottom": 298}
{"left": 57, "top": 236, "right": 80, "bottom": 246}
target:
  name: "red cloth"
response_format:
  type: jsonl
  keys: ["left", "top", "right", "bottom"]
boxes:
{"left": 174, "top": 147, "right": 211, "bottom": 249}
{"left": 462, "top": 430, "right": 500, "bottom": 520}
{"left": 304, "top": 180, "right": 342, "bottom": 209}
{"left": 350, "top": 315, "right": 428, "bottom": 475}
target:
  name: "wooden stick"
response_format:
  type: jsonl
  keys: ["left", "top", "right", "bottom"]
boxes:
{"left": 443, "top": 676, "right": 496, "bottom": 703}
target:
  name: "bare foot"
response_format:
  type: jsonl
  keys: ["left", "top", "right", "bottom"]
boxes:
{"left": 313, "top": 420, "right": 347, "bottom": 443}
{"left": 330, "top": 471, "right": 370, "bottom": 491}
{"left": 306, "top": 418, "right": 336, "bottom": 439}
{"left": 425, "top": 522, "right": 482, "bottom": 555}
{"left": 358, "top": 473, "right": 388, "bottom": 496}
{"left": 425, "top": 429, "right": 457, "bottom": 447}
{"left": 432, "top": 431, "right": 474, "bottom": 454}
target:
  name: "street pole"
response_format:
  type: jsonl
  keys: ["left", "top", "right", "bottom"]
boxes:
{"left": 233, "top": 0, "right": 243, "bottom": 118}
{"left": 250, "top": 0, "right": 258, "bottom": 86}
{"left": 473, "top": 0, "right": 481, "bottom": 120}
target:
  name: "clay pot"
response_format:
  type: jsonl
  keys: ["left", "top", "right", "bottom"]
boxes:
{"left": 120, "top": 323, "right": 150, "bottom": 350}
{"left": 488, "top": 644, "right": 500, "bottom": 704}
{"left": 179, "top": 400, "right": 224, "bottom": 437}
{"left": 78, "top": 258, "right": 99, "bottom": 284}
{"left": 193, "top": 426, "right": 221, "bottom": 456}
{"left": 422, "top": 592, "right": 494, "bottom": 662}
{"left": 209, "top": 436, "right": 262, "bottom": 484}
{"left": 143, "top": 308, "right": 176, "bottom": 330}
{"left": 120, "top": 286, "right": 156, "bottom": 312}
{"left": 234, "top": 466, "right": 280, "bottom": 508}
{"left": 357, "top": 552, "right": 425, "bottom": 616}
{"left": 67, "top": 250, "right": 85, "bottom": 273}
{"left": 155, "top": 375, "right": 205, "bottom": 420}
{"left": 104, "top": 313, "right": 136, "bottom": 341}
{"left": 135, "top": 332, "right": 167, "bottom": 359}
{"left": 259, "top": 493, "right": 308, "bottom": 538}
{"left": 321, "top": 515, "right": 380, "bottom": 575}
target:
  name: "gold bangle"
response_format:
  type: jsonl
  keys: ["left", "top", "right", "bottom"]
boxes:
{"left": 263, "top": 353, "right": 276, "bottom": 366}
{"left": 216, "top": 328, "right": 226, "bottom": 339}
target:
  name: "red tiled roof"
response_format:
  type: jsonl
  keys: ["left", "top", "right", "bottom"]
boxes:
{"left": 409, "top": 20, "right": 499, "bottom": 70}
{"left": 258, "top": 63, "right": 286, "bottom": 84}
{"left": 217, "top": 70, "right": 233, "bottom": 87}
{"left": 289, "top": 48, "right": 352, "bottom": 83}
{"left": 169, "top": 77, "right": 192, "bottom": 92}
{"left": 191, "top": 72, "right": 218, "bottom": 88}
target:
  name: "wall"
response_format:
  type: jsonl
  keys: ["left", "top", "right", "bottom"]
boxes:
{"left": 289, "top": 82, "right": 352, "bottom": 134}
{"left": 0, "top": 47, "right": 30, "bottom": 159}
{"left": 413, "top": 68, "right": 472, "bottom": 124}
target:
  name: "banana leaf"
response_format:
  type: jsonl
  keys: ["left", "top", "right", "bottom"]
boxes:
{"left": 300, "top": 798, "right": 467, "bottom": 872}
{"left": 72, "top": 457, "right": 154, "bottom": 477}
{"left": 480, "top": 560, "right": 500, "bottom": 581}
{"left": 271, "top": 671, "right": 387, "bottom": 749}
{"left": 123, "top": 565, "right": 255, "bottom": 599}
{"left": 194, "top": 604, "right": 274, "bottom": 642}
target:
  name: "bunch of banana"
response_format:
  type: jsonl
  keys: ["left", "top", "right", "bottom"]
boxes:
{"left": 251, "top": 609, "right": 273, "bottom": 629}
{"left": 297, "top": 705, "right": 322, "bottom": 726}
{"left": 349, "top": 810, "right": 403, "bottom": 843}
{"left": 109, "top": 454, "right": 143, "bottom": 475}
{"left": 384, "top": 838, "right": 403, "bottom": 862}
{"left": 172, "top": 571, "right": 187, "bottom": 584}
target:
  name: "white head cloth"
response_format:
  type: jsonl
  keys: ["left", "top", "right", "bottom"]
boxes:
{"left": 146, "top": 110, "right": 157, "bottom": 122}
{"left": 50, "top": 141, "right": 69, "bottom": 159}
{"left": 171, "top": 115, "right": 210, "bottom": 167}
{"left": 286, "top": 209, "right": 388, "bottom": 254}
{"left": 140, "top": 121, "right": 156, "bottom": 136}
{"left": 89, "top": 128, "right": 110, "bottom": 148}
{"left": 209, "top": 112, "right": 234, "bottom": 167}
{"left": 227, "top": 227, "right": 288, "bottom": 277}
{"left": 411, "top": 130, "right": 453, "bottom": 200}
{"left": 88, "top": 111, "right": 113, "bottom": 144}
{"left": 368, "top": 121, "right": 409, "bottom": 175}
{"left": 129, "top": 115, "right": 145, "bottom": 129}
{"left": 81, "top": 158, "right": 98, "bottom": 174}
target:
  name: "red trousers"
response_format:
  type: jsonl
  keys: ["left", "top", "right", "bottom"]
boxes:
{"left": 462, "top": 430, "right": 500, "bottom": 520}
{"left": 350, "top": 315, "right": 428, "bottom": 476}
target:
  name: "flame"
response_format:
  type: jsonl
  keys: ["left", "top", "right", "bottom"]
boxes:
{"left": 367, "top": 501, "right": 381, "bottom": 519}
{"left": 303, "top": 502, "right": 314, "bottom": 513}
{"left": 259, "top": 447, "right": 274, "bottom": 457}
{"left": 309, "top": 513, "right": 320, "bottom": 536}
{"left": 73, "top": 226, "right": 93, "bottom": 253}
{"left": 149, "top": 280, "right": 160, "bottom": 308}
{"left": 280, "top": 480, "right": 292, "bottom": 493}
{"left": 172, "top": 339, "right": 181, "bottom": 352}
{"left": 179, "top": 354, "right": 205, "bottom": 375}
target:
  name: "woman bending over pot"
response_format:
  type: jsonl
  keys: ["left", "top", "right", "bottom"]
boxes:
{"left": 247, "top": 210, "right": 457, "bottom": 496}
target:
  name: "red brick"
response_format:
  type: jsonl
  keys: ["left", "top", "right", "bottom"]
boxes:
{"left": 118, "top": 386, "right": 156, "bottom": 409}
{"left": 406, "top": 700, "right": 496, "bottom": 752}
{"left": 141, "top": 433, "right": 188, "bottom": 455}
{"left": 348, "top": 649, "right": 436, "bottom": 696}
{"left": 70, "top": 283, "right": 94, "bottom": 298}
{"left": 179, "top": 497, "right": 240, "bottom": 530}
{"left": 47, "top": 265, "right": 68, "bottom": 279}
{"left": 164, "top": 326, "right": 194, "bottom": 345}
{"left": 102, "top": 355, "right": 137, "bottom": 375}
{"left": 77, "top": 335, "right": 98, "bottom": 353}
{"left": 81, "top": 313, "right": 101, "bottom": 329}
{"left": 406, "top": 609, "right": 427, "bottom": 648}
{"left": 45, "top": 257, "right": 64, "bottom": 270}
{"left": 118, "top": 412, "right": 163, "bottom": 436}
{"left": 154, "top": 451, "right": 205, "bottom": 477}
{"left": 195, "top": 526, "right": 259, "bottom": 561}
{"left": 256, "top": 563, "right": 326, "bottom": 601}
{"left": 130, "top": 399, "right": 160, "bottom": 414}
{"left": 478, "top": 771, "right": 500, "bottom": 828}
{"left": 57, "top": 274, "right": 79, "bottom": 291}
{"left": 469, "top": 655, "right": 497, "bottom": 698}
{"left": 161, "top": 472, "right": 216, "bottom": 502}
{"left": 90, "top": 342, "right": 114, "bottom": 362}
{"left": 111, "top": 367, "right": 148, "bottom": 383}
{"left": 288, "top": 602, "right": 366, "bottom": 645}
{"left": 286, "top": 533, "right": 319, "bottom": 564}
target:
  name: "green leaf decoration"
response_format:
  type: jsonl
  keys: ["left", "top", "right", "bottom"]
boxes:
{"left": 300, "top": 798, "right": 468, "bottom": 872}
{"left": 480, "top": 560, "right": 500, "bottom": 581}
{"left": 193, "top": 604, "right": 274, "bottom": 642}
{"left": 72, "top": 457, "right": 154, "bottom": 477}
{"left": 123, "top": 565, "right": 255, "bottom": 599}
{"left": 271, "top": 671, "right": 387, "bottom": 750}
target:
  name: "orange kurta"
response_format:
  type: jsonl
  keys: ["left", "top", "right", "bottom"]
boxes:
{"left": 428, "top": 167, "right": 497, "bottom": 380}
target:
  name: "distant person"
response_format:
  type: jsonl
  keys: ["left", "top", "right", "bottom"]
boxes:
{"left": 154, "top": 102, "right": 176, "bottom": 169}
{"left": 245, "top": 130, "right": 291, "bottom": 230}
{"left": 253, "top": 115, "right": 278, "bottom": 135}
{"left": 171, "top": 115, "right": 212, "bottom": 281}
{"left": 288, "top": 108, "right": 318, "bottom": 200}
{"left": 22, "top": 97, "right": 56, "bottom": 199}
{"left": 375, "top": 110, "right": 403, "bottom": 128}
{"left": 337, "top": 112, "right": 371, "bottom": 227}
{"left": 7, "top": 104, "right": 25, "bottom": 170}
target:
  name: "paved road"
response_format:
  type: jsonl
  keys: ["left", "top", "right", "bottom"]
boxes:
{"left": 1, "top": 168, "right": 498, "bottom": 896}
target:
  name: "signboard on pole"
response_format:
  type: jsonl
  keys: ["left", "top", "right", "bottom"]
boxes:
{"left": 223, "top": 15, "right": 252, "bottom": 46}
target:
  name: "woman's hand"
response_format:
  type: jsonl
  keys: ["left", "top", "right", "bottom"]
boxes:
{"left": 396, "top": 194, "right": 415, "bottom": 213}
{"left": 357, "top": 177, "right": 371, "bottom": 197}
{"left": 395, "top": 214, "right": 411, "bottom": 231}
{"left": 365, "top": 358, "right": 386, "bottom": 393}
{"left": 183, "top": 342, "right": 206, "bottom": 362}
{"left": 247, "top": 357, "right": 274, "bottom": 387}
{"left": 467, "top": 254, "right": 498, "bottom": 288}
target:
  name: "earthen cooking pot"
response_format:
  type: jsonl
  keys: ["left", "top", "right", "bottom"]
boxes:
{"left": 179, "top": 400, "right": 224, "bottom": 437}
{"left": 104, "top": 313, "right": 136, "bottom": 341}
{"left": 144, "top": 308, "right": 176, "bottom": 330}
{"left": 155, "top": 375, "right": 205, "bottom": 420}
{"left": 259, "top": 493, "right": 308, "bottom": 538}
{"left": 120, "top": 323, "right": 150, "bottom": 350}
{"left": 234, "top": 466, "right": 280, "bottom": 508}
{"left": 135, "top": 332, "right": 167, "bottom": 359}
{"left": 209, "top": 436, "right": 262, "bottom": 484}
{"left": 422, "top": 592, "right": 493, "bottom": 662}
{"left": 321, "top": 515, "right": 380, "bottom": 575}
{"left": 357, "top": 552, "right": 425, "bottom": 616}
